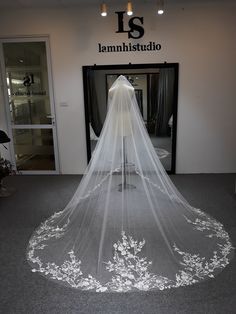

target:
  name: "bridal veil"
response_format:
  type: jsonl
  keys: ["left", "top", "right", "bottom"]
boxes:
{"left": 27, "top": 75, "right": 234, "bottom": 292}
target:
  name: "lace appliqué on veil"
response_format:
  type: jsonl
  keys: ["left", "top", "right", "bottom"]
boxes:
{"left": 27, "top": 210, "right": 234, "bottom": 292}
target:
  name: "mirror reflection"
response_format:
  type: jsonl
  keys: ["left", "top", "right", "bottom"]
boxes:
{"left": 83, "top": 64, "right": 178, "bottom": 173}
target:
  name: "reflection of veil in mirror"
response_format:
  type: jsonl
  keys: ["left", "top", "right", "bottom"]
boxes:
{"left": 27, "top": 75, "right": 234, "bottom": 292}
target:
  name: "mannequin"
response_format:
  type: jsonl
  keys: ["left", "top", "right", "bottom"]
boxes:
{"left": 109, "top": 80, "right": 136, "bottom": 191}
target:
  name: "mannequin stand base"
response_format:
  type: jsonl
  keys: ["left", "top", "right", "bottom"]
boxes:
{"left": 118, "top": 183, "right": 136, "bottom": 192}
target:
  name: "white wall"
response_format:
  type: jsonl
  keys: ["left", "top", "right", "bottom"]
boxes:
{"left": 0, "top": 1, "right": 235, "bottom": 173}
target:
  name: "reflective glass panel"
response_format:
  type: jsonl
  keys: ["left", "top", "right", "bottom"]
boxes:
{"left": 13, "top": 128, "right": 55, "bottom": 171}
{"left": 3, "top": 42, "right": 51, "bottom": 125}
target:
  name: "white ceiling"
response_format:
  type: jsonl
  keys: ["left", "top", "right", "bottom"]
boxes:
{"left": 0, "top": 0, "right": 234, "bottom": 9}
{"left": 0, "top": 0, "right": 95, "bottom": 8}
{"left": 0, "top": 0, "right": 123, "bottom": 8}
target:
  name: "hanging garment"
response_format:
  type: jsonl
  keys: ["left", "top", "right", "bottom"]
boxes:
{"left": 27, "top": 75, "right": 234, "bottom": 292}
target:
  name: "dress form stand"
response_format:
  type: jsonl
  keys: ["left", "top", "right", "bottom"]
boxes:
{"left": 115, "top": 83, "right": 136, "bottom": 192}
{"left": 118, "top": 135, "right": 136, "bottom": 192}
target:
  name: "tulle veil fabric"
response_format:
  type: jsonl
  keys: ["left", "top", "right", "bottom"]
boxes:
{"left": 27, "top": 75, "right": 234, "bottom": 292}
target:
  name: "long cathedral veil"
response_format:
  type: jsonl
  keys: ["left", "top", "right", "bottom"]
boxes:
{"left": 27, "top": 75, "right": 234, "bottom": 292}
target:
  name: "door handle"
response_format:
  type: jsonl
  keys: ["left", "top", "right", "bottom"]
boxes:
{"left": 46, "top": 115, "right": 55, "bottom": 124}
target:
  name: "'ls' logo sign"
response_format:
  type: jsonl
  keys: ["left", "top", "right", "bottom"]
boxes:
{"left": 23, "top": 73, "right": 34, "bottom": 87}
{"left": 115, "top": 11, "right": 144, "bottom": 39}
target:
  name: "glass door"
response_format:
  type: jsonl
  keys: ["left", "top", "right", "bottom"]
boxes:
{"left": 0, "top": 38, "right": 59, "bottom": 173}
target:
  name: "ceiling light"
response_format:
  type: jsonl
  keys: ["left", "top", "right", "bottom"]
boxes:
{"left": 100, "top": 3, "right": 107, "bottom": 17}
{"left": 157, "top": 0, "right": 164, "bottom": 15}
{"left": 127, "top": 1, "right": 133, "bottom": 16}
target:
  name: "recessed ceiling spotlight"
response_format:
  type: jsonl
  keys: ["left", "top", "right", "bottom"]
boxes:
{"left": 157, "top": 0, "right": 164, "bottom": 15}
{"left": 127, "top": 1, "right": 133, "bottom": 16}
{"left": 100, "top": 3, "right": 107, "bottom": 17}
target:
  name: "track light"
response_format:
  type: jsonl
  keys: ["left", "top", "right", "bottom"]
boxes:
{"left": 100, "top": 1, "right": 165, "bottom": 18}
{"left": 100, "top": 3, "right": 107, "bottom": 17}
{"left": 127, "top": 1, "right": 133, "bottom": 16}
{"left": 157, "top": 0, "right": 164, "bottom": 15}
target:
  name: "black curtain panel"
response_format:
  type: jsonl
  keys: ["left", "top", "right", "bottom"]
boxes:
{"left": 155, "top": 68, "right": 175, "bottom": 136}
{"left": 135, "top": 89, "right": 143, "bottom": 116}
{"left": 87, "top": 69, "right": 103, "bottom": 137}
{"left": 148, "top": 73, "right": 159, "bottom": 134}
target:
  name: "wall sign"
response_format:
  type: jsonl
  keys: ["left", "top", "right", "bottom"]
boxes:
{"left": 98, "top": 42, "right": 161, "bottom": 53}
{"left": 115, "top": 11, "right": 144, "bottom": 39}
{"left": 98, "top": 11, "right": 161, "bottom": 53}
{"left": 23, "top": 73, "right": 34, "bottom": 86}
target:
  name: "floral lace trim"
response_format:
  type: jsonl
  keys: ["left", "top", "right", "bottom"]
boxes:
{"left": 27, "top": 210, "right": 234, "bottom": 292}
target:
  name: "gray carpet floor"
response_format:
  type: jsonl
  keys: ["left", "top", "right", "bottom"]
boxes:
{"left": 0, "top": 174, "right": 235, "bottom": 314}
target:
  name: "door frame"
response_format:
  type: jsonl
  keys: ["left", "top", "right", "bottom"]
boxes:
{"left": 0, "top": 36, "right": 60, "bottom": 174}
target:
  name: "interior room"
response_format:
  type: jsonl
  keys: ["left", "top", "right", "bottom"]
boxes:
{"left": 0, "top": 0, "right": 235, "bottom": 313}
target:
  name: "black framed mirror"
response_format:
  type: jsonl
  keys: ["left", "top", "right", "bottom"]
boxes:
{"left": 83, "top": 63, "right": 178, "bottom": 173}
